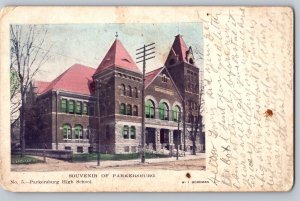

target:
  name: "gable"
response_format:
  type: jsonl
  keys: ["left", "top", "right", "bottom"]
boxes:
{"left": 145, "top": 67, "right": 182, "bottom": 102}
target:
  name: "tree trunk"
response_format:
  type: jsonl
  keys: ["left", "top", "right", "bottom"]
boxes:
{"left": 192, "top": 138, "right": 196, "bottom": 155}
{"left": 20, "top": 91, "right": 25, "bottom": 157}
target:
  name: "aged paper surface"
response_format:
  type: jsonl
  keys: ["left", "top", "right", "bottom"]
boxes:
{"left": 0, "top": 6, "right": 294, "bottom": 192}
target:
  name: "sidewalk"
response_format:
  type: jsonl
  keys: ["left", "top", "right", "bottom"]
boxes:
{"left": 84, "top": 153, "right": 206, "bottom": 168}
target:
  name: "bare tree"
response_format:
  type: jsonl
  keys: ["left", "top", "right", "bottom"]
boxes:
{"left": 188, "top": 84, "right": 204, "bottom": 155}
{"left": 10, "top": 25, "right": 51, "bottom": 156}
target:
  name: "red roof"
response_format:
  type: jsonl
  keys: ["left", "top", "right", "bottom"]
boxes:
{"left": 94, "top": 39, "right": 141, "bottom": 75}
{"left": 145, "top": 67, "right": 163, "bottom": 88}
{"left": 38, "top": 64, "right": 96, "bottom": 95}
{"left": 34, "top": 81, "right": 50, "bottom": 94}
{"left": 165, "top": 34, "right": 189, "bottom": 64}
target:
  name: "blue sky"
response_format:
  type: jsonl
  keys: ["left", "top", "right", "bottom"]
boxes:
{"left": 35, "top": 23, "right": 203, "bottom": 81}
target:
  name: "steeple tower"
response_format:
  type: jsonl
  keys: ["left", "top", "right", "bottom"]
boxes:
{"left": 93, "top": 38, "right": 141, "bottom": 77}
{"left": 165, "top": 34, "right": 200, "bottom": 152}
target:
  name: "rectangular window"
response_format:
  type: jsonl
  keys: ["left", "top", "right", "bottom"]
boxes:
{"left": 75, "top": 101, "right": 82, "bottom": 114}
{"left": 61, "top": 99, "right": 67, "bottom": 113}
{"left": 123, "top": 126, "right": 129, "bottom": 139}
{"left": 124, "top": 146, "right": 130, "bottom": 152}
{"left": 131, "top": 146, "right": 137, "bottom": 153}
{"left": 83, "top": 102, "right": 88, "bottom": 115}
{"left": 68, "top": 100, "right": 74, "bottom": 113}
{"left": 77, "top": 146, "right": 83, "bottom": 153}
{"left": 65, "top": 146, "right": 71, "bottom": 151}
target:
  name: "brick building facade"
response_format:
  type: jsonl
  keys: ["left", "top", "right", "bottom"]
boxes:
{"left": 25, "top": 34, "right": 205, "bottom": 154}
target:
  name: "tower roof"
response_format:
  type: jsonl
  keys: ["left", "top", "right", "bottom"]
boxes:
{"left": 39, "top": 64, "right": 96, "bottom": 95}
{"left": 94, "top": 39, "right": 141, "bottom": 75}
{"left": 165, "top": 34, "right": 189, "bottom": 65}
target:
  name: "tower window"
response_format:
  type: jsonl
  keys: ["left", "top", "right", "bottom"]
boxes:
{"left": 119, "top": 103, "right": 126, "bottom": 115}
{"left": 162, "top": 74, "right": 168, "bottom": 83}
{"left": 126, "top": 104, "right": 132, "bottom": 115}
{"left": 169, "top": 59, "right": 176, "bottom": 66}
{"left": 133, "top": 105, "right": 138, "bottom": 116}
{"left": 120, "top": 84, "right": 126, "bottom": 96}
{"left": 189, "top": 58, "right": 194, "bottom": 64}
{"left": 122, "top": 126, "right": 129, "bottom": 139}
{"left": 130, "top": 126, "right": 136, "bottom": 139}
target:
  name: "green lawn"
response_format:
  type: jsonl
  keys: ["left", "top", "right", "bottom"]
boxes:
{"left": 71, "top": 152, "right": 169, "bottom": 162}
{"left": 11, "top": 155, "right": 45, "bottom": 165}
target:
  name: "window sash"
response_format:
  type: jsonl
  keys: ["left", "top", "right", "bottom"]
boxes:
{"left": 63, "top": 125, "right": 71, "bottom": 139}
{"left": 120, "top": 104, "right": 125, "bottom": 114}
{"left": 75, "top": 126, "right": 83, "bottom": 139}
{"left": 75, "top": 101, "right": 82, "bottom": 114}
{"left": 68, "top": 100, "right": 74, "bottom": 113}
{"left": 61, "top": 99, "right": 67, "bottom": 112}
{"left": 130, "top": 127, "right": 136, "bottom": 139}
{"left": 82, "top": 103, "right": 88, "bottom": 115}
{"left": 123, "top": 126, "right": 129, "bottom": 139}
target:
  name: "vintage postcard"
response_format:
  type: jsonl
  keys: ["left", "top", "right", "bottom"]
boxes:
{"left": 0, "top": 6, "right": 294, "bottom": 192}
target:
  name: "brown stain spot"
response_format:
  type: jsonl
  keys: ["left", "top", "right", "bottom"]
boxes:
{"left": 186, "top": 172, "right": 191, "bottom": 179}
{"left": 264, "top": 109, "right": 273, "bottom": 118}
{"left": 207, "top": 13, "right": 210, "bottom": 16}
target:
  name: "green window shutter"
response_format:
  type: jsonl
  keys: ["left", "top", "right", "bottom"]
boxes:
{"left": 61, "top": 99, "right": 67, "bottom": 113}
{"left": 68, "top": 100, "right": 74, "bottom": 113}
{"left": 75, "top": 125, "right": 82, "bottom": 139}
{"left": 173, "top": 106, "right": 180, "bottom": 122}
{"left": 82, "top": 102, "right": 88, "bottom": 115}
{"left": 159, "top": 103, "right": 164, "bottom": 120}
{"left": 63, "top": 124, "right": 71, "bottom": 139}
{"left": 173, "top": 110, "right": 177, "bottom": 121}
{"left": 145, "top": 101, "right": 150, "bottom": 117}
{"left": 76, "top": 101, "right": 82, "bottom": 114}
{"left": 63, "top": 125, "right": 67, "bottom": 138}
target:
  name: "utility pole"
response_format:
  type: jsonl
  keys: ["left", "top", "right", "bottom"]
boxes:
{"left": 176, "top": 111, "right": 181, "bottom": 160}
{"left": 96, "top": 80, "right": 101, "bottom": 166}
{"left": 136, "top": 42, "right": 155, "bottom": 163}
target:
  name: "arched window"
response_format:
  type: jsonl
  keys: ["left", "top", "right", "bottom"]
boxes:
{"left": 126, "top": 104, "right": 132, "bottom": 115}
{"left": 119, "top": 103, "right": 126, "bottom": 114}
{"left": 172, "top": 105, "right": 181, "bottom": 122}
{"left": 159, "top": 102, "right": 169, "bottom": 120}
{"left": 130, "top": 126, "right": 136, "bottom": 139}
{"left": 120, "top": 84, "right": 125, "bottom": 96}
{"left": 122, "top": 125, "right": 129, "bottom": 139}
{"left": 62, "top": 124, "right": 72, "bottom": 139}
{"left": 162, "top": 74, "right": 168, "bottom": 83}
{"left": 133, "top": 105, "right": 138, "bottom": 116}
{"left": 134, "top": 87, "right": 138, "bottom": 98}
{"left": 75, "top": 124, "right": 83, "bottom": 139}
{"left": 145, "top": 100, "right": 155, "bottom": 118}
{"left": 128, "top": 85, "right": 132, "bottom": 97}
